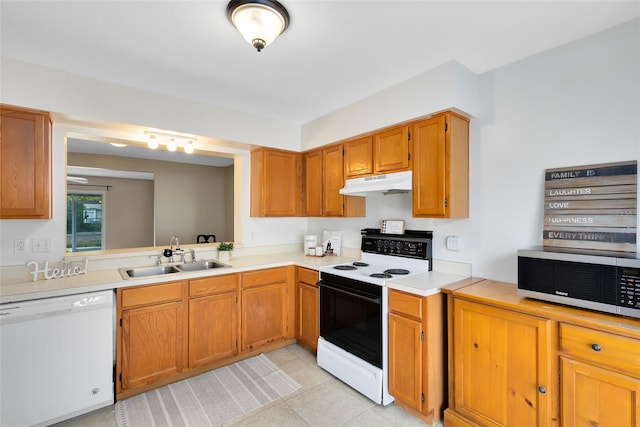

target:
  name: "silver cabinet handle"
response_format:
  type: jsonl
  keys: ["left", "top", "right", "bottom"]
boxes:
{"left": 591, "top": 343, "right": 602, "bottom": 352}
{"left": 538, "top": 386, "right": 547, "bottom": 394}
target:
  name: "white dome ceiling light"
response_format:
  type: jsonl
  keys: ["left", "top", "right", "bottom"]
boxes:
{"left": 227, "top": 0, "right": 290, "bottom": 52}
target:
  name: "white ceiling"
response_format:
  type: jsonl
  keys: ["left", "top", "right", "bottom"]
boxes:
{"left": 2, "top": 1, "right": 638, "bottom": 126}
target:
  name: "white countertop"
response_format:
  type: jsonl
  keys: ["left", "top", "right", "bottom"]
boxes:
{"left": 385, "top": 270, "right": 471, "bottom": 297}
{"left": 1, "top": 251, "right": 471, "bottom": 303}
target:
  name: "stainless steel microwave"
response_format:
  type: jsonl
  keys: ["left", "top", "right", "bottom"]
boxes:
{"left": 517, "top": 247, "right": 640, "bottom": 319}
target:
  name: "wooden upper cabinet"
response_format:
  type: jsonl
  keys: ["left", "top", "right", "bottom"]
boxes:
{"left": 323, "top": 143, "right": 345, "bottom": 216}
{"left": 412, "top": 112, "right": 469, "bottom": 218}
{"left": 0, "top": 105, "right": 52, "bottom": 219}
{"left": 373, "top": 124, "right": 411, "bottom": 173}
{"left": 344, "top": 135, "right": 373, "bottom": 178}
{"left": 251, "top": 147, "right": 302, "bottom": 217}
{"left": 303, "top": 149, "right": 323, "bottom": 216}
{"left": 303, "top": 145, "right": 365, "bottom": 218}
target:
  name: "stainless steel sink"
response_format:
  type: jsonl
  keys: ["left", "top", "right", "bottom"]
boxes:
{"left": 119, "top": 260, "right": 229, "bottom": 279}
{"left": 120, "top": 265, "right": 181, "bottom": 279}
{"left": 178, "top": 260, "right": 229, "bottom": 271}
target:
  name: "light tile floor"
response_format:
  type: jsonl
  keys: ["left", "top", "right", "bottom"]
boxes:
{"left": 54, "top": 344, "right": 440, "bottom": 427}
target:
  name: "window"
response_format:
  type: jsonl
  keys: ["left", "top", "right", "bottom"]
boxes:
{"left": 67, "top": 192, "right": 105, "bottom": 252}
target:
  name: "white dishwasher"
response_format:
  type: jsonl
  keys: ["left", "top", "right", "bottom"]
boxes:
{"left": 0, "top": 290, "right": 114, "bottom": 427}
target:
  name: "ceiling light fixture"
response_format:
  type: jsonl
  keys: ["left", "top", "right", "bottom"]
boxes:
{"left": 144, "top": 131, "right": 197, "bottom": 154}
{"left": 227, "top": 0, "right": 290, "bottom": 52}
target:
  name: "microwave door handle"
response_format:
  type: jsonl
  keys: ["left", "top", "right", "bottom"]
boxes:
{"left": 319, "top": 282, "right": 381, "bottom": 304}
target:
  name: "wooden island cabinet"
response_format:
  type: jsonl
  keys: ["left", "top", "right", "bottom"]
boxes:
{"left": 443, "top": 279, "right": 640, "bottom": 427}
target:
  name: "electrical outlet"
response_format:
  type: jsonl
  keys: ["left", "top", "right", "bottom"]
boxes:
{"left": 32, "top": 237, "right": 52, "bottom": 253}
{"left": 446, "top": 235, "right": 462, "bottom": 251}
{"left": 13, "top": 238, "right": 26, "bottom": 255}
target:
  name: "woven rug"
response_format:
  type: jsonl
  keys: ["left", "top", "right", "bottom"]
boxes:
{"left": 115, "top": 354, "right": 301, "bottom": 427}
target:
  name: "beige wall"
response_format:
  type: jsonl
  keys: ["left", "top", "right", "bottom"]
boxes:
{"left": 68, "top": 153, "right": 233, "bottom": 248}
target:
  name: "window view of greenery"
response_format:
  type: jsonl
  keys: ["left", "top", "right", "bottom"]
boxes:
{"left": 67, "top": 193, "right": 104, "bottom": 252}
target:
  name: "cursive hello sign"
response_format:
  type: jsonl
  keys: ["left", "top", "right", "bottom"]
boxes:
{"left": 27, "top": 258, "right": 89, "bottom": 282}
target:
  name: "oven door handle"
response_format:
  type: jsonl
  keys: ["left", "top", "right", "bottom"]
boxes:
{"left": 318, "top": 281, "right": 381, "bottom": 304}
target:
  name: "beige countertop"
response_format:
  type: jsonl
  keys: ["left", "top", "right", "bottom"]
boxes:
{"left": 1, "top": 251, "right": 471, "bottom": 303}
{"left": 0, "top": 252, "right": 358, "bottom": 303}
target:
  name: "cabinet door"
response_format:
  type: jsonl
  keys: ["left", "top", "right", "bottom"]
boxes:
{"left": 297, "top": 280, "right": 319, "bottom": 351}
{"left": 561, "top": 357, "right": 640, "bottom": 427}
{"left": 344, "top": 136, "right": 373, "bottom": 177}
{"left": 304, "top": 149, "right": 323, "bottom": 216}
{"left": 0, "top": 107, "right": 51, "bottom": 219}
{"left": 241, "top": 282, "right": 287, "bottom": 351}
{"left": 373, "top": 125, "right": 410, "bottom": 173}
{"left": 188, "top": 292, "right": 237, "bottom": 368}
{"left": 413, "top": 112, "right": 469, "bottom": 218}
{"left": 323, "top": 144, "right": 345, "bottom": 216}
{"left": 452, "top": 299, "right": 554, "bottom": 426}
{"left": 121, "top": 301, "right": 184, "bottom": 390}
{"left": 251, "top": 148, "right": 301, "bottom": 217}
{"left": 412, "top": 115, "right": 447, "bottom": 217}
{"left": 388, "top": 312, "right": 423, "bottom": 410}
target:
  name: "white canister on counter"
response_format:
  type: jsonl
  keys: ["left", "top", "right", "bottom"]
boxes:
{"left": 304, "top": 235, "right": 317, "bottom": 255}
{"left": 309, "top": 248, "right": 316, "bottom": 256}
{"left": 316, "top": 246, "right": 324, "bottom": 256}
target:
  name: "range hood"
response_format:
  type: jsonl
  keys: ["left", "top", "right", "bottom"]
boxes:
{"left": 339, "top": 170, "right": 412, "bottom": 196}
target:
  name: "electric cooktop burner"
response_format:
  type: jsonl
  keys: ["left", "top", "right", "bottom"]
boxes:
{"left": 353, "top": 262, "right": 369, "bottom": 267}
{"left": 370, "top": 273, "right": 393, "bottom": 279}
{"left": 384, "top": 268, "right": 410, "bottom": 275}
{"left": 334, "top": 265, "right": 358, "bottom": 271}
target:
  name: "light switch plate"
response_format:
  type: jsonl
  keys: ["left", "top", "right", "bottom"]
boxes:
{"left": 32, "top": 237, "right": 52, "bottom": 253}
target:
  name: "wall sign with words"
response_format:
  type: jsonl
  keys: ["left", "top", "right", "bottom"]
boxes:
{"left": 543, "top": 160, "right": 637, "bottom": 252}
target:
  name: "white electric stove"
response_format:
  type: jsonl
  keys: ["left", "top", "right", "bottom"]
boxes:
{"left": 317, "top": 228, "right": 433, "bottom": 405}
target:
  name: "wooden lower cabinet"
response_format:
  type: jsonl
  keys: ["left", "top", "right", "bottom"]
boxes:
{"left": 188, "top": 274, "right": 239, "bottom": 368}
{"left": 451, "top": 299, "right": 554, "bottom": 426}
{"left": 118, "top": 281, "right": 187, "bottom": 392}
{"left": 295, "top": 267, "right": 319, "bottom": 351}
{"left": 117, "top": 268, "right": 294, "bottom": 399}
{"left": 240, "top": 266, "right": 295, "bottom": 352}
{"left": 561, "top": 358, "right": 640, "bottom": 426}
{"left": 388, "top": 289, "right": 444, "bottom": 425}
{"left": 559, "top": 323, "right": 640, "bottom": 427}
{"left": 444, "top": 280, "right": 640, "bottom": 427}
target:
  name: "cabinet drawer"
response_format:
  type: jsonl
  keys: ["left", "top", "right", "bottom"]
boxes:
{"left": 389, "top": 289, "right": 423, "bottom": 320}
{"left": 560, "top": 323, "right": 640, "bottom": 375}
{"left": 242, "top": 267, "right": 287, "bottom": 289}
{"left": 121, "top": 281, "right": 183, "bottom": 308}
{"left": 189, "top": 274, "right": 237, "bottom": 297}
{"left": 297, "top": 267, "right": 318, "bottom": 286}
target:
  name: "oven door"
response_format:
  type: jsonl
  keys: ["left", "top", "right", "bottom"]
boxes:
{"left": 318, "top": 273, "right": 382, "bottom": 368}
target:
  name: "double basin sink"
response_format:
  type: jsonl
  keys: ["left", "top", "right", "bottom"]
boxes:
{"left": 119, "top": 260, "right": 229, "bottom": 280}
